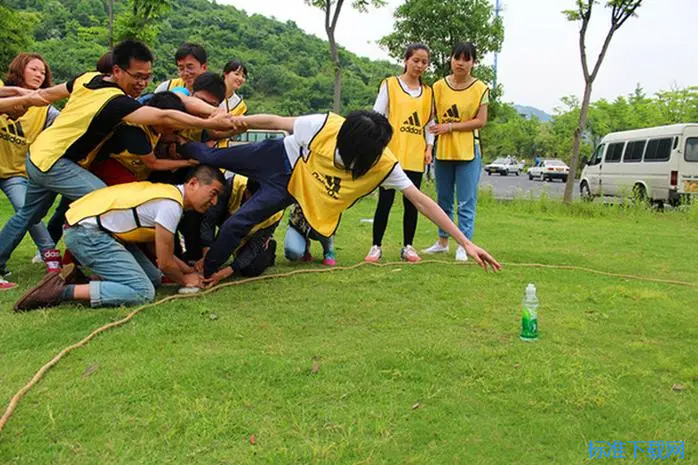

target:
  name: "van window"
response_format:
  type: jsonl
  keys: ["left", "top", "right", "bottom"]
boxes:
{"left": 589, "top": 144, "right": 604, "bottom": 165}
{"left": 644, "top": 138, "right": 672, "bottom": 162}
{"left": 686, "top": 138, "right": 698, "bottom": 162}
{"left": 605, "top": 142, "right": 624, "bottom": 163}
{"left": 623, "top": 140, "right": 645, "bottom": 163}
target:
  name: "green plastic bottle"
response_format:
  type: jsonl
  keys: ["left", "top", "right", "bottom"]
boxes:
{"left": 520, "top": 283, "right": 539, "bottom": 341}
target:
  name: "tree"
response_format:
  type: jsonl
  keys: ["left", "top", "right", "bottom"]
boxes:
{"left": 115, "top": 0, "right": 173, "bottom": 44}
{"left": 305, "top": 0, "right": 386, "bottom": 113}
{"left": 379, "top": 0, "right": 503, "bottom": 79}
{"left": 561, "top": 0, "right": 643, "bottom": 203}
{"left": 0, "top": 6, "right": 37, "bottom": 71}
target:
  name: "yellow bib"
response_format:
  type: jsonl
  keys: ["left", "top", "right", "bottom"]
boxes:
{"left": 226, "top": 174, "right": 283, "bottom": 250}
{"left": 215, "top": 96, "right": 248, "bottom": 148}
{"left": 29, "top": 72, "right": 124, "bottom": 172}
{"left": 0, "top": 106, "right": 48, "bottom": 179}
{"left": 287, "top": 113, "right": 398, "bottom": 237}
{"left": 110, "top": 125, "right": 161, "bottom": 181}
{"left": 384, "top": 77, "right": 433, "bottom": 172}
{"left": 433, "top": 78, "right": 489, "bottom": 161}
{"left": 166, "top": 78, "right": 186, "bottom": 90}
{"left": 66, "top": 182, "right": 183, "bottom": 243}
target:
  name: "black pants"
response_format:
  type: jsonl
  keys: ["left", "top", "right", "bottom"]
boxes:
{"left": 372, "top": 170, "right": 422, "bottom": 247}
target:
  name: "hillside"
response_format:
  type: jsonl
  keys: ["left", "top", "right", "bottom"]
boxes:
{"left": 513, "top": 104, "right": 552, "bottom": 122}
{"left": 4, "top": 0, "right": 400, "bottom": 114}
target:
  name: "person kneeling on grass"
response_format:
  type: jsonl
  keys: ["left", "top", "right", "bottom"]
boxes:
{"left": 180, "top": 110, "right": 501, "bottom": 288}
{"left": 284, "top": 203, "right": 337, "bottom": 266}
{"left": 14, "top": 165, "right": 225, "bottom": 311}
{"left": 188, "top": 172, "right": 283, "bottom": 288}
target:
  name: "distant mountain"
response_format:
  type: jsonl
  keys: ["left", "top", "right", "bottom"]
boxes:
{"left": 514, "top": 104, "right": 552, "bottom": 122}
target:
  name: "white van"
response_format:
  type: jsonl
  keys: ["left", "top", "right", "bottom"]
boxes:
{"left": 580, "top": 123, "right": 698, "bottom": 205}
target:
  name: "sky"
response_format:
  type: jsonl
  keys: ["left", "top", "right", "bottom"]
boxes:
{"left": 221, "top": 0, "right": 697, "bottom": 114}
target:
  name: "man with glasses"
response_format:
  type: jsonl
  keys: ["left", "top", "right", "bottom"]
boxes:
{"left": 0, "top": 40, "right": 236, "bottom": 288}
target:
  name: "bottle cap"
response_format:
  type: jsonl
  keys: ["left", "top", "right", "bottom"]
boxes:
{"left": 526, "top": 283, "right": 536, "bottom": 297}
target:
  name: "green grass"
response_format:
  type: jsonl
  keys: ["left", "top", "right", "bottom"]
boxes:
{"left": 0, "top": 185, "right": 696, "bottom": 464}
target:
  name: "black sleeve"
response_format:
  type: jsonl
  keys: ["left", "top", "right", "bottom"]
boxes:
{"left": 117, "top": 125, "right": 153, "bottom": 156}
{"left": 101, "top": 95, "right": 142, "bottom": 123}
{"left": 65, "top": 74, "right": 83, "bottom": 93}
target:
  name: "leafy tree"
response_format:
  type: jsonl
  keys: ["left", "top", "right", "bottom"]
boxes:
{"left": 304, "top": 0, "right": 386, "bottom": 113}
{"left": 115, "top": 0, "right": 173, "bottom": 44}
{"left": 561, "top": 0, "right": 643, "bottom": 203}
{"left": 379, "top": 0, "right": 503, "bottom": 80}
{"left": 0, "top": 6, "right": 38, "bottom": 72}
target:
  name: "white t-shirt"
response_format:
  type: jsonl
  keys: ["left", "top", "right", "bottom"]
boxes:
{"left": 373, "top": 78, "right": 435, "bottom": 145}
{"left": 282, "top": 114, "right": 414, "bottom": 191}
{"left": 220, "top": 93, "right": 243, "bottom": 112}
{"left": 79, "top": 185, "right": 184, "bottom": 235}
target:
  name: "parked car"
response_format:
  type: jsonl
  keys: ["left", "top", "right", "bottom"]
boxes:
{"left": 528, "top": 159, "right": 570, "bottom": 182}
{"left": 230, "top": 129, "right": 287, "bottom": 145}
{"left": 579, "top": 123, "right": 698, "bottom": 206}
{"left": 485, "top": 157, "right": 524, "bottom": 176}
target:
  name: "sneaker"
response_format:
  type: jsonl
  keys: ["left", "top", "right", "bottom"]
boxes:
{"left": 0, "top": 277, "right": 17, "bottom": 291}
{"left": 400, "top": 245, "right": 421, "bottom": 263}
{"left": 322, "top": 250, "right": 336, "bottom": 266}
{"left": 301, "top": 250, "right": 313, "bottom": 262}
{"left": 455, "top": 245, "right": 468, "bottom": 262}
{"left": 422, "top": 241, "right": 449, "bottom": 254}
{"left": 14, "top": 263, "right": 75, "bottom": 311}
{"left": 31, "top": 251, "right": 42, "bottom": 264}
{"left": 364, "top": 245, "right": 382, "bottom": 263}
{"left": 42, "top": 248, "right": 62, "bottom": 273}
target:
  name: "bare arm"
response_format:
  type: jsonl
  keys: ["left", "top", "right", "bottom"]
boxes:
{"left": 155, "top": 224, "right": 203, "bottom": 286}
{"left": 179, "top": 95, "right": 219, "bottom": 117}
{"left": 123, "top": 106, "right": 235, "bottom": 131}
{"left": 402, "top": 185, "right": 501, "bottom": 271}
{"left": 141, "top": 153, "right": 198, "bottom": 171}
{"left": 242, "top": 114, "right": 296, "bottom": 133}
{"left": 429, "top": 104, "right": 488, "bottom": 135}
{"left": 0, "top": 84, "right": 70, "bottom": 112}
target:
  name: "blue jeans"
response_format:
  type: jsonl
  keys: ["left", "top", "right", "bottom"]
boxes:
{"left": 0, "top": 176, "right": 54, "bottom": 253}
{"left": 284, "top": 226, "right": 334, "bottom": 260}
{"left": 0, "top": 157, "right": 106, "bottom": 271}
{"left": 64, "top": 225, "right": 162, "bottom": 307}
{"left": 434, "top": 149, "right": 482, "bottom": 240}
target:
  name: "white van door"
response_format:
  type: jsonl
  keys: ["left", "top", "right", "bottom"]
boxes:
{"left": 585, "top": 143, "right": 604, "bottom": 195}
{"left": 679, "top": 131, "right": 698, "bottom": 196}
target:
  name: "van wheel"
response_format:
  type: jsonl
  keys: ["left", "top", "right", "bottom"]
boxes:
{"left": 487, "top": 171, "right": 491, "bottom": 176}
{"left": 515, "top": 171, "right": 520, "bottom": 176}
{"left": 580, "top": 181, "right": 592, "bottom": 201}
{"left": 632, "top": 184, "right": 648, "bottom": 205}
{"left": 562, "top": 176, "right": 568, "bottom": 183}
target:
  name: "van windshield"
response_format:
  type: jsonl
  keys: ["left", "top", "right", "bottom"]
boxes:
{"left": 685, "top": 138, "right": 698, "bottom": 162}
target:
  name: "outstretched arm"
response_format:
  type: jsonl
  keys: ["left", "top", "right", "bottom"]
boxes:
{"left": 242, "top": 114, "right": 296, "bottom": 133}
{"left": 123, "top": 106, "right": 235, "bottom": 131}
{"left": 402, "top": 185, "right": 501, "bottom": 271}
{"left": 0, "top": 84, "right": 70, "bottom": 112}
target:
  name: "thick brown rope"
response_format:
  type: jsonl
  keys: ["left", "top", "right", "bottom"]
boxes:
{"left": 1, "top": 259, "right": 695, "bottom": 434}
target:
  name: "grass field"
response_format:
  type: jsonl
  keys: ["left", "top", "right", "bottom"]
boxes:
{"left": 0, "top": 186, "right": 696, "bottom": 464}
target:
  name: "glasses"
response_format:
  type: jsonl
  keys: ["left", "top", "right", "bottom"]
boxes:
{"left": 119, "top": 66, "right": 153, "bottom": 83}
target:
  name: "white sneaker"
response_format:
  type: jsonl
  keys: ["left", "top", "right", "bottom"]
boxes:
{"left": 364, "top": 245, "right": 382, "bottom": 263}
{"left": 31, "top": 251, "right": 42, "bottom": 264}
{"left": 422, "top": 241, "right": 449, "bottom": 254}
{"left": 455, "top": 245, "right": 468, "bottom": 262}
{"left": 400, "top": 245, "right": 421, "bottom": 263}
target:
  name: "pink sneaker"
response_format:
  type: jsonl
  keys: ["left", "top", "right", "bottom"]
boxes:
{"left": 400, "top": 245, "right": 421, "bottom": 263}
{"left": 42, "top": 249, "right": 62, "bottom": 273}
{"left": 364, "top": 245, "right": 382, "bottom": 263}
{"left": 0, "top": 277, "right": 17, "bottom": 291}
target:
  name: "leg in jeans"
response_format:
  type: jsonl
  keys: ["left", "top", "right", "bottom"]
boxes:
{"left": 434, "top": 159, "right": 456, "bottom": 240}
{"left": 454, "top": 149, "right": 482, "bottom": 240}
{"left": 318, "top": 235, "right": 334, "bottom": 255}
{"left": 0, "top": 176, "right": 54, "bottom": 253}
{"left": 402, "top": 170, "right": 423, "bottom": 246}
{"left": 65, "top": 226, "right": 156, "bottom": 307}
{"left": 46, "top": 196, "right": 71, "bottom": 244}
{"left": 371, "top": 187, "right": 396, "bottom": 246}
{"left": 0, "top": 158, "right": 106, "bottom": 271}
{"left": 284, "top": 226, "right": 308, "bottom": 261}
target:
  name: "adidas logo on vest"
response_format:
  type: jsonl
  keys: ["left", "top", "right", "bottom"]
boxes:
{"left": 442, "top": 104, "right": 460, "bottom": 121}
{"left": 400, "top": 111, "right": 422, "bottom": 135}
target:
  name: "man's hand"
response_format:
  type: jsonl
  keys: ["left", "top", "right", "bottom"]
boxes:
{"left": 182, "top": 272, "right": 204, "bottom": 288}
{"left": 203, "top": 267, "right": 233, "bottom": 288}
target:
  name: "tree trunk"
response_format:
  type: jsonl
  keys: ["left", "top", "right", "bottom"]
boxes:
{"left": 328, "top": 31, "right": 341, "bottom": 112}
{"left": 563, "top": 80, "right": 593, "bottom": 203}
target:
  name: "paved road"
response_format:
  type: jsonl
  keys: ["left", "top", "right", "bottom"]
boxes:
{"left": 477, "top": 170, "right": 578, "bottom": 200}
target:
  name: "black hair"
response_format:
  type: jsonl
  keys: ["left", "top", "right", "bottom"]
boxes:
{"left": 96, "top": 51, "right": 113, "bottom": 74}
{"left": 403, "top": 43, "right": 430, "bottom": 73}
{"left": 223, "top": 59, "right": 248, "bottom": 78}
{"left": 146, "top": 91, "right": 186, "bottom": 113}
{"left": 451, "top": 42, "right": 477, "bottom": 62}
{"left": 175, "top": 42, "right": 207, "bottom": 65}
{"left": 336, "top": 110, "right": 393, "bottom": 180}
{"left": 186, "top": 164, "right": 226, "bottom": 186}
{"left": 192, "top": 72, "right": 226, "bottom": 105}
{"left": 112, "top": 40, "right": 154, "bottom": 70}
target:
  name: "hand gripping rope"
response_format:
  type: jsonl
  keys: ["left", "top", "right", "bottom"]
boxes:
{"left": 1, "top": 259, "right": 696, "bottom": 435}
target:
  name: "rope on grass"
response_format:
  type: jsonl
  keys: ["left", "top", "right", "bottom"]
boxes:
{"left": 1, "top": 259, "right": 696, "bottom": 435}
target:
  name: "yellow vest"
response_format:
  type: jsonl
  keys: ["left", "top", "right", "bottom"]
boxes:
{"left": 66, "top": 182, "right": 183, "bottom": 243}
{"left": 433, "top": 78, "right": 489, "bottom": 161}
{"left": 215, "top": 96, "right": 248, "bottom": 148}
{"left": 287, "top": 113, "right": 398, "bottom": 237}
{"left": 227, "top": 174, "right": 283, "bottom": 251}
{"left": 29, "top": 72, "right": 124, "bottom": 172}
{"left": 0, "top": 106, "right": 48, "bottom": 179}
{"left": 110, "top": 125, "right": 161, "bottom": 181}
{"left": 384, "top": 76, "right": 432, "bottom": 172}
{"left": 165, "top": 78, "right": 186, "bottom": 90}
